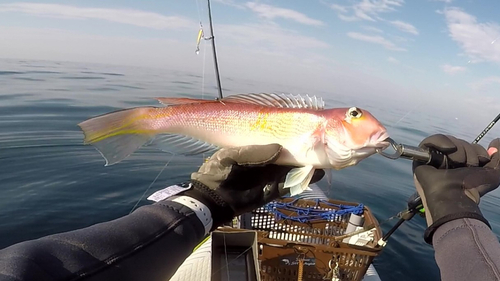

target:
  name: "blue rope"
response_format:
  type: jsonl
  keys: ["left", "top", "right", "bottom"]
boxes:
{"left": 263, "top": 199, "right": 364, "bottom": 223}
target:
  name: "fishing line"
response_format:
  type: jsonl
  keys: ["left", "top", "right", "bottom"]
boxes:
{"left": 195, "top": 0, "right": 203, "bottom": 23}
{"left": 130, "top": 0, "right": 208, "bottom": 215}
{"left": 128, "top": 155, "right": 174, "bottom": 214}
{"left": 209, "top": 236, "right": 254, "bottom": 278}
{"left": 195, "top": 0, "right": 208, "bottom": 99}
{"left": 4, "top": 144, "right": 81, "bottom": 149}
{"left": 391, "top": 101, "right": 424, "bottom": 127}
{"left": 223, "top": 233, "right": 230, "bottom": 281}
{"left": 193, "top": 1, "right": 231, "bottom": 277}
{"left": 202, "top": 36, "right": 208, "bottom": 99}
{"left": 196, "top": 1, "right": 231, "bottom": 277}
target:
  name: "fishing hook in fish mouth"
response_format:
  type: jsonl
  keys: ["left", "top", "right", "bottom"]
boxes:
{"left": 376, "top": 138, "right": 402, "bottom": 160}
{"left": 376, "top": 137, "right": 435, "bottom": 163}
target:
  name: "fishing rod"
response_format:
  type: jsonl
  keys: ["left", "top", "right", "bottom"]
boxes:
{"left": 377, "top": 112, "right": 500, "bottom": 245}
{"left": 206, "top": 0, "right": 224, "bottom": 99}
{"left": 473, "top": 113, "right": 500, "bottom": 144}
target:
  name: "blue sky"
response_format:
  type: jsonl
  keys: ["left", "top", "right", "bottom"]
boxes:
{"left": 1, "top": 0, "right": 499, "bottom": 122}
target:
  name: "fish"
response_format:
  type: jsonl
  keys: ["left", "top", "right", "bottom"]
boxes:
{"left": 78, "top": 93, "right": 389, "bottom": 196}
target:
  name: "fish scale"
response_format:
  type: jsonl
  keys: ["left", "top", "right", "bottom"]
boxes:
{"left": 163, "top": 104, "right": 318, "bottom": 140}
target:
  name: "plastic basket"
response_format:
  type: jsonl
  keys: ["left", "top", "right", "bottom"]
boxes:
{"left": 248, "top": 198, "right": 383, "bottom": 281}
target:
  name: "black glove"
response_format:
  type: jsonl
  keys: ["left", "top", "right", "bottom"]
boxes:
{"left": 412, "top": 134, "right": 500, "bottom": 244}
{"left": 181, "top": 144, "right": 324, "bottom": 230}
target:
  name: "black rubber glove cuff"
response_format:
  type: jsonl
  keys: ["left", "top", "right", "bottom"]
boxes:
{"left": 181, "top": 180, "right": 235, "bottom": 230}
{"left": 424, "top": 212, "right": 491, "bottom": 244}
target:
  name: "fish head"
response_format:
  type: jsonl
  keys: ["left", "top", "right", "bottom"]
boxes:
{"left": 323, "top": 107, "right": 389, "bottom": 168}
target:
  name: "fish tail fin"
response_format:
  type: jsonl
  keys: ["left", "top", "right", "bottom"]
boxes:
{"left": 78, "top": 107, "right": 159, "bottom": 166}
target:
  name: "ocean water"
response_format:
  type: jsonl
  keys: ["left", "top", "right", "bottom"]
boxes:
{"left": 1, "top": 58, "right": 500, "bottom": 281}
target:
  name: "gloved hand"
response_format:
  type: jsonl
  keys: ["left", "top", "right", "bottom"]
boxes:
{"left": 182, "top": 144, "right": 324, "bottom": 230}
{"left": 412, "top": 134, "right": 500, "bottom": 244}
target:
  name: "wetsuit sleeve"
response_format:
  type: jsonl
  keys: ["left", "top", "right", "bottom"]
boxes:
{"left": 0, "top": 200, "right": 206, "bottom": 281}
{"left": 433, "top": 218, "right": 500, "bottom": 281}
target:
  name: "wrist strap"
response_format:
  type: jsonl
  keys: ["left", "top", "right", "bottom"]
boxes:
{"left": 147, "top": 182, "right": 192, "bottom": 202}
{"left": 182, "top": 180, "right": 235, "bottom": 230}
{"left": 171, "top": 196, "right": 213, "bottom": 234}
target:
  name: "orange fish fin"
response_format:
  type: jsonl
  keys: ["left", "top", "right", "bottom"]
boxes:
{"left": 156, "top": 97, "right": 216, "bottom": 106}
{"left": 222, "top": 93, "right": 325, "bottom": 110}
{"left": 78, "top": 107, "right": 158, "bottom": 166}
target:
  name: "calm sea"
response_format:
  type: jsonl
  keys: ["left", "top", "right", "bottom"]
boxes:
{"left": 1, "top": 58, "right": 499, "bottom": 281}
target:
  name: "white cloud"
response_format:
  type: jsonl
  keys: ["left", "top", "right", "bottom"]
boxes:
{"left": 354, "top": 0, "right": 404, "bottom": 21}
{"left": 213, "top": 0, "right": 245, "bottom": 9}
{"left": 331, "top": 1, "right": 418, "bottom": 39}
{"left": 362, "top": 25, "right": 384, "bottom": 33}
{"left": 434, "top": 0, "right": 453, "bottom": 3}
{"left": 330, "top": 4, "right": 348, "bottom": 13}
{"left": 246, "top": 2, "right": 324, "bottom": 26}
{"left": 331, "top": 0, "right": 404, "bottom": 22}
{"left": 338, "top": 14, "right": 359, "bottom": 22}
{"left": 0, "top": 3, "right": 194, "bottom": 29}
{"left": 441, "top": 64, "right": 466, "bottom": 74}
{"left": 347, "top": 32, "right": 406, "bottom": 51}
{"left": 444, "top": 7, "right": 500, "bottom": 63}
{"left": 389, "top": 20, "right": 419, "bottom": 35}
{"left": 390, "top": 35, "right": 415, "bottom": 43}
{"left": 218, "top": 23, "right": 329, "bottom": 55}
{"left": 388, "top": 56, "right": 399, "bottom": 63}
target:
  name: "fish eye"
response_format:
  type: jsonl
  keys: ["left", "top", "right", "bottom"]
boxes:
{"left": 347, "top": 107, "right": 362, "bottom": 118}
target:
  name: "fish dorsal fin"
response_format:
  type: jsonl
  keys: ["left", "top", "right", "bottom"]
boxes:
{"left": 157, "top": 97, "right": 216, "bottom": 106}
{"left": 157, "top": 93, "right": 325, "bottom": 110}
{"left": 222, "top": 93, "right": 325, "bottom": 110}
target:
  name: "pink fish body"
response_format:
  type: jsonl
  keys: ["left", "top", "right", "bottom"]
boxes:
{"left": 78, "top": 93, "right": 389, "bottom": 195}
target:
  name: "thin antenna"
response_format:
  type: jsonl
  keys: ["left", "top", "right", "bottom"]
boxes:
{"left": 207, "top": 0, "right": 223, "bottom": 99}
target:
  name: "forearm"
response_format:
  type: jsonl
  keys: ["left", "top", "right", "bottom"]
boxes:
{"left": 433, "top": 218, "right": 500, "bottom": 281}
{"left": 0, "top": 200, "right": 205, "bottom": 281}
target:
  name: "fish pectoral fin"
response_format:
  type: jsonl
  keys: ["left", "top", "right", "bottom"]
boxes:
{"left": 147, "top": 134, "right": 219, "bottom": 155}
{"left": 284, "top": 165, "right": 315, "bottom": 196}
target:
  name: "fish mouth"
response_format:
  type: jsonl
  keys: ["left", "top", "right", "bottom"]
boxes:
{"left": 369, "top": 131, "right": 390, "bottom": 149}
